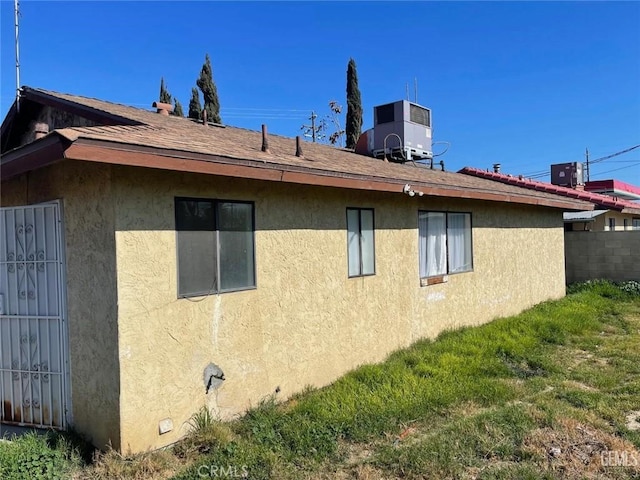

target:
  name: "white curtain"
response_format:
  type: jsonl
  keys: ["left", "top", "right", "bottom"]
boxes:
{"left": 419, "top": 212, "right": 446, "bottom": 277}
{"left": 448, "top": 213, "right": 472, "bottom": 273}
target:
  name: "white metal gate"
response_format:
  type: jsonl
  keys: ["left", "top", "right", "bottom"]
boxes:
{"left": 0, "top": 201, "right": 68, "bottom": 429}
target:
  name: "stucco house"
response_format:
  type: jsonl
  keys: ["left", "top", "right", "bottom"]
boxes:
{"left": 1, "top": 87, "right": 593, "bottom": 453}
{"left": 459, "top": 167, "right": 640, "bottom": 231}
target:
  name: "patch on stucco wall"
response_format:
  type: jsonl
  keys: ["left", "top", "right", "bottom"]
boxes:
{"left": 426, "top": 291, "right": 446, "bottom": 302}
{"left": 204, "top": 363, "right": 225, "bottom": 393}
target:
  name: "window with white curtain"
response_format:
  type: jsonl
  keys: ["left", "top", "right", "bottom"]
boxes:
{"left": 347, "top": 208, "right": 375, "bottom": 277}
{"left": 419, "top": 211, "right": 472, "bottom": 278}
{"left": 176, "top": 198, "right": 256, "bottom": 297}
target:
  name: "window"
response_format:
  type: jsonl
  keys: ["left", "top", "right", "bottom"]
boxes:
{"left": 175, "top": 198, "right": 255, "bottom": 297}
{"left": 609, "top": 218, "right": 616, "bottom": 231}
{"left": 347, "top": 208, "right": 375, "bottom": 277}
{"left": 419, "top": 211, "right": 472, "bottom": 278}
{"left": 634, "top": 219, "right": 640, "bottom": 231}
{"left": 624, "top": 219, "right": 629, "bottom": 230}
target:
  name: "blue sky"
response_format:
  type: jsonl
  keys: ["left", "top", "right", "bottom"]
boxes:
{"left": 1, "top": 1, "right": 639, "bottom": 183}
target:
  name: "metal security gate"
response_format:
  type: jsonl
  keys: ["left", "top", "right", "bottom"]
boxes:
{"left": 0, "top": 201, "right": 68, "bottom": 429}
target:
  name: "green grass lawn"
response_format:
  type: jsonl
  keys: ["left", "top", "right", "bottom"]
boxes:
{"left": 2, "top": 280, "right": 639, "bottom": 479}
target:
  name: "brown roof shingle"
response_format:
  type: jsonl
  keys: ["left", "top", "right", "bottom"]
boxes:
{"left": 2, "top": 87, "right": 595, "bottom": 212}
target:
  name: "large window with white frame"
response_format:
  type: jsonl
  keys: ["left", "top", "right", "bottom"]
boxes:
{"left": 418, "top": 211, "right": 473, "bottom": 279}
{"left": 175, "top": 198, "right": 255, "bottom": 297}
{"left": 347, "top": 208, "right": 375, "bottom": 277}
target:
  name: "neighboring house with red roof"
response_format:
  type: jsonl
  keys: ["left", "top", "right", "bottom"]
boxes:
{"left": 459, "top": 167, "right": 640, "bottom": 232}
{"left": 459, "top": 167, "right": 640, "bottom": 284}
{"left": 1, "top": 87, "right": 592, "bottom": 452}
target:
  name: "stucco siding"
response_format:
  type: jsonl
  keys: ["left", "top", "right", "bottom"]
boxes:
{"left": 1, "top": 161, "right": 121, "bottom": 450}
{"left": 111, "top": 166, "right": 565, "bottom": 452}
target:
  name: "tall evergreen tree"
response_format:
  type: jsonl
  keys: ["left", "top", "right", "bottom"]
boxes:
{"left": 159, "top": 77, "right": 172, "bottom": 104}
{"left": 188, "top": 87, "right": 202, "bottom": 120}
{"left": 173, "top": 98, "right": 184, "bottom": 117}
{"left": 196, "top": 54, "right": 222, "bottom": 124}
{"left": 345, "top": 58, "right": 363, "bottom": 150}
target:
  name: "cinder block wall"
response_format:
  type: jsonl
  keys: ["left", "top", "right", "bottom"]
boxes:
{"left": 565, "top": 231, "right": 640, "bottom": 283}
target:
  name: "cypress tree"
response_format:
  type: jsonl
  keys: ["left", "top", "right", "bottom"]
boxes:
{"left": 159, "top": 77, "right": 172, "bottom": 104}
{"left": 196, "top": 54, "right": 222, "bottom": 124}
{"left": 345, "top": 58, "right": 363, "bottom": 150}
{"left": 173, "top": 98, "right": 184, "bottom": 117}
{"left": 188, "top": 87, "right": 202, "bottom": 120}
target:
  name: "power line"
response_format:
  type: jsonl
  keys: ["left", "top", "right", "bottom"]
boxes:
{"left": 222, "top": 107, "right": 313, "bottom": 112}
{"left": 590, "top": 162, "right": 640, "bottom": 177}
{"left": 589, "top": 144, "right": 640, "bottom": 164}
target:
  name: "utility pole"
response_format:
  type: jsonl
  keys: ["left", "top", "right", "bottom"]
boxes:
{"left": 301, "top": 111, "right": 322, "bottom": 143}
{"left": 585, "top": 148, "right": 590, "bottom": 183}
{"left": 310, "top": 111, "right": 316, "bottom": 143}
{"left": 14, "top": 0, "right": 20, "bottom": 113}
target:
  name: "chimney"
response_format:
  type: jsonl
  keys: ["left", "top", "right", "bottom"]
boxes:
{"left": 152, "top": 101, "right": 173, "bottom": 116}
{"left": 295, "top": 136, "right": 303, "bottom": 157}
{"left": 493, "top": 163, "right": 501, "bottom": 173}
{"left": 33, "top": 122, "right": 49, "bottom": 140}
{"left": 261, "top": 124, "right": 270, "bottom": 153}
{"left": 202, "top": 109, "right": 207, "bottom": 126}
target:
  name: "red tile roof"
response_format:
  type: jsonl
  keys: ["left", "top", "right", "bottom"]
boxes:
{"left": 459, "top": 167, "right": 640, "bottom": 214}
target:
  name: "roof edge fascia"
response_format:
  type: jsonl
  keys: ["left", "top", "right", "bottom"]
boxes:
{"left": 62, "top": 138, "right": 594, "bottom": 211}
{"left": 1, "top": 133, "right": 69, "bottom": 180}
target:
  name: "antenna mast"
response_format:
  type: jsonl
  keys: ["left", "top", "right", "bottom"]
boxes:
{"left": 14, "top": 0, "right": 21, "bottom": 113}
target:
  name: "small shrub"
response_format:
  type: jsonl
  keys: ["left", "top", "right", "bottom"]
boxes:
{"left": 0, "top": 431, "right": 82, "bottom": 480}
{"left": 174, "top": 407, "right": 234, "bottom": 459}
{"left": 568, "top": 279, "right": 640, "bottom": 298}
{"left": 620, "top": 280, "right": 640, "bottom": 296}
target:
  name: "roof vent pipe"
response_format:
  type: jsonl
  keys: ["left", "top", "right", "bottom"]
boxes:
{"left": 493, "top": 163, "right": 501, "bottom": 173}
{"left": 261, "top": 124, "right": 270, "bottom": 153}
{"left": 202, "top": 109, "right": 207, "bottom": 126}
{"left": 295, "top": 136, "right": 303, "bottom": 157}
{"left": 152, "top": 101, "right": 173, "bottom": 116}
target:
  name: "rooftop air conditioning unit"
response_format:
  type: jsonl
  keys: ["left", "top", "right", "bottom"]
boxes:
{"left": 550, "top": 162, "right": 584, "bottom": 187}
{"left": 368, "top": 100, "right": 433, "bottom": 162}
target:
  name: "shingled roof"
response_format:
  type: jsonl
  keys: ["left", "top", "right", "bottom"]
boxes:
{"left": 1, "top": 87, "right": 594, "bottom": 211}
{"left": 459, "top": 167, "right": 640, "bottom": 215}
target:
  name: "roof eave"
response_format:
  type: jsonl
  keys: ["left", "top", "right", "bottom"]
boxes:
{"left": 63, "top": 138, "right": 594, "bottom": 211}
{"left": 621, "top": 207, "right": 640, "bottom": 215}
{"left": 1, "top": 133, "right": 69, "bottom": 180}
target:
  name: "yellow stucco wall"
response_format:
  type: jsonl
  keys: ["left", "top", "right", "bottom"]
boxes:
{"left": 109, "top": 165, "right": 566, "bottom": 453}
{"left": 567, "top": 210, "right": 639, "bottom": 231}
{"left": 1, "top": 161, "right": 121, "bottom": 450}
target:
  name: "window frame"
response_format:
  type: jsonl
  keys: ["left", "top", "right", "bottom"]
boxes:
{"left": 175, "top": 197, "right": 256, "bottom": 298}
{"left": 418, "top": 210, "right": 473, "bottom": 281}
{"left": 346, "top": 207, "right": 376, "bottom": 278}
